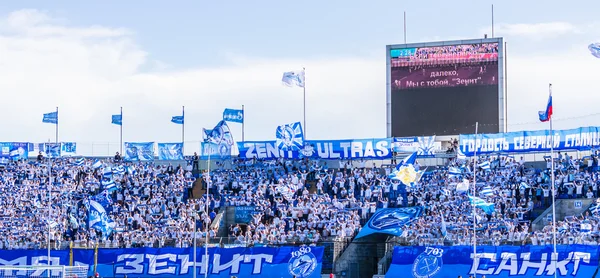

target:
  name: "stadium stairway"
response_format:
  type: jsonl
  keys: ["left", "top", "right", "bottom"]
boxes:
{"left": 532, "top": 198, "right": 594, "bottom": 231}
{"left": 333, "top": 234, "right": 388, "bottom": 278}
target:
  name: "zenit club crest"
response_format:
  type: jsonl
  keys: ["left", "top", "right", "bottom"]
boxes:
{"left": 412, "top": 247, "right": 444, "bottom": 278}
{"left": 288, "top": 246, "right": 317, "bottom": 278}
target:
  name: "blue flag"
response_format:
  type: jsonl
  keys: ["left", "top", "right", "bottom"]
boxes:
{"left": 223, "top": 108, "right": 244, "bottom": 123}
{"left": 111, "top": 114, "right": 122, "bottom": 125}
{"left": 282, "top": 70, "right": 305, "bottom": 87}
{"left": 203, "top": 120, "right": 234, "bottom": 146}
{"left": 275, "top": 122, "right": 304, "bottom": 151}
{"left": 86, "top": 200, "right": 115, "bottom": 239}
{"left": 42, "top": 111, "right": 58, "bottom": 124}
{"left": 171, "top": 115, "right": 184, "bottom": 124}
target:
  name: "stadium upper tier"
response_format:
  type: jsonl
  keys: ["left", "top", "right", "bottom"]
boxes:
{"left": 0, "top": 150, "right": 598, "bottom": 250}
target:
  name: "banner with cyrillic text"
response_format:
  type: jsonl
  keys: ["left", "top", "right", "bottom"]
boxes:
{"left": 386, "top": 245, "right": 598, "bottom": 278}
{"left": 459, "top": 126, "right": 600, "bottom": 156}
{"left": 73, "top": 246, "right": 323, "bottom": 278}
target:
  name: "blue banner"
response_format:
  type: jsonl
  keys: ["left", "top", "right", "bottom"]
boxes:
{"left": 234, "top": 206, "right": 257, "bottom": 223}
{"left": 124, "top": 142, "right": 155, "bottom": 161}
{"left": 158, "top": 143, "right": 184, "bottom": 160}
{"left": 61, "top": 142, "right": 77, "bottom": 156}
{"left": 199, "top": 142, "right": 231, "bottom": 159}
{"left": 45, "top": 143, "right": 61, "bottom": 158}
{"left": 356, "top": 207, "right": 424, "bottom": 239}
{"left": 460, "top": 126, "right": 600, "bottom": 156}
{"left": 387, "top": 245, "right": 599, "bottom": 278}
{"left": 223, "top": 108, "right": 244, "bottom": 123}
{"left": 70, "top": 246, "right": 323, "bottom": 278}
{"left": 0, "top": 249, "right": 70, "bottom": 275}
{"left": 237, "top": 138, "right": 393, "bottom": 160}
{"left": 0, "top": 142, "right": 29, "bottom": 160}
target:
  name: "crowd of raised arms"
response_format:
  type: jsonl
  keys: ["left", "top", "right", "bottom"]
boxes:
{"left": 0, "top": 150, "right": 599, "bottom": 250}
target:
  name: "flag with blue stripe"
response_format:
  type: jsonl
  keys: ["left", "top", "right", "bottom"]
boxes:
{"left": 92, "top": 160, "right": 103, "bottom": 169}
{"left": 478, "top": 161, "right": 491, "bottom": 171}
{"left": 456, "top": 147, "right": 467, "bottom": 160}
{"left": 73, "top": 157, "right": 85, "bottom": 166}
{"left": 42, "top": 111, "right": 58, "bottom": 124}
{"left": 111, "top": 114, "right": 122, "bottom": 126}
{"left": 102, "top": 167, "right": 113, "bottom": 179}
{"left": 469, "top": 195, "right": 495, "bottom": 215}
{"left": 275, "top": 122, "right": 304, "bottom": 151}
{"left": 223, "top": 108, "right": 244, "bottom": 123}
{"left": 520, "top": 182, "right": 530, "bottom": 190}
{"left": 101, "top": 179, "right": 116, "bottom": 191}
{"left": 282, "top": 70, "right": 305, "bottom": 87}
{"left": 114, "top": 165, "right": 125, "bottom": 175}
{"left": 171, "top": 115, "right": 184, "bottom": 124}
{"left": 85, "top": 200, "right": 115, "bottom": 239}
{"left": 448, "top": 167, "right": 462, "bottom": 178}
{"left": 480, "top": 186, "right": 494, "bottom": 196}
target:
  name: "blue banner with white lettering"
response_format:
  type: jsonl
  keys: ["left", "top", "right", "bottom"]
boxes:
{"left": 124, "top": 142, "right": 155, "bottom": 161}
{"left": 237, "top": 138, "right": 393, "bottom": 160}
{"left": 61, "top": 142, "right": 77, "bottom": 157}
{"left": 199, "top": 142, "right": 231, "bottom": 159}
{"left": 70, "top": 246, "right": 323, "bottom": 278}
{"left": 0, "top": 142, "right": 29, "bottom": 160}
{"left": 356, "top": 207, "right": 424, "bottom": 239}
{"left": 234, "top": 206, "right": 257, "bottom": 223}
{"left": 158, "top": 143, "right": 184, "bottom": 160}
{"left": 0, "top": 249, "right": 70, "bottom": 275}
{"left": 386, "top": 245, "right": 599, "bottom": 278}
{"left": 459, "top": 126, "right": 600, "bottom": 156}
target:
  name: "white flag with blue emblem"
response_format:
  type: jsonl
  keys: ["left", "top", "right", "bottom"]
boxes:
{"left": 282, "top": 70, "right": 305, "bottom": 88}
{"left": 478, "top": 161, "right": 491, "bottom": 171}
{"left": 275, "top": 122, "right": 304, "bottom": 151}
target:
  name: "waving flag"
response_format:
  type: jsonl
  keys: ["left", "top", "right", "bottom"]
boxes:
{"left": 171, "top": 115, "right": 184, "bottom": 124}
{"left": 478, "top": 161, "right": 491, "bottom": 171}
{"left": 275, "top": 122, "right": 304, "bottom": 151}
{"left": 42, "top": 111, "right": 58, "bottom": 124}
{"left": 203, "top": 120, "right": 234, "bottom": 146}
{"left": 389, "top": 152, "right": 423, "bottom": 187}
{"left": 448, "top": 167, "right": 462, "bottom": 178}
{"left": 92, "top": 160, "right": 103, "bottom": 169}
{"left": 223, "top": 108, "right": 244, "bottom": 123}
{"left": 480, "top": 186, "right": 494, "bottom": 196}
{"left": 538, "top": 85, "right": 553, "bottom": 122}
{"left": 85, "top": 200, "right": 115, "bottom": 239}
{"left": 282, "top": 70, "right": 305, "bottom": 87}
{"left": 111, "top": 114, "right": 122, "bottom": 125}
{"left": 589, "top": 43, "right": 600, "bottom": 58}
{"left": 469, "top": 195, "right": 495, "bottom": 215}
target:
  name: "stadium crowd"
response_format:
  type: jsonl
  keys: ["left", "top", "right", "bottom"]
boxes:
{"left": 0, "top": 150, "right": 598, "bottom": 250}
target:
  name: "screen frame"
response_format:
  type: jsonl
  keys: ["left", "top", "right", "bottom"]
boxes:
{"left": 386, "top": 38, "right": 505, "bottom": 138}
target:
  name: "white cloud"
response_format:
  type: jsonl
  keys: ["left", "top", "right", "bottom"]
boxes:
{"left": 482, "top": 22, "right": 580, "bottom": 40}
{"left": 1, "top": 10, "right": 600, "bottom": 156}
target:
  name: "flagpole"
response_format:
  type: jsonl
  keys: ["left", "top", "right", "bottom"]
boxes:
{"left": 120, "top": 107, "right": 123, "bottom": 155}
{"left": 303, "top": 67, "right": 306, "bottom": 139}
{"left": 193, "top": 212, "right": 196, "bottom": 278}
{"left": 204, "top": 154, "right": 210, "bottom": 278}
{"left": 47, "top": 152, "right": 51, "bottom": 274}
{"left": 241, "top": 105, "right": 245, "bottom": 142}
{"left": 472, "top": 121, "right": 479, "bottom": 278}
{"left": 55, "top": 107, "right": 59, "bottom": 145}
{"left": 549, "top": 83, "right": 558, "bottom": 278}
{"left": 182, "top": 106, "right": 185, "bottom": 155}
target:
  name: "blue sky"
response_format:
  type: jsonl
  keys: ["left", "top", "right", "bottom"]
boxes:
{"left": 1, "top": 1, "right": 600, "bottom": 155}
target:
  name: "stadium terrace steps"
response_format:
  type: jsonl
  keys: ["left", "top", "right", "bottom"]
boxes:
{"left": 532, "top": 198, "right": 594, "bottom": 231}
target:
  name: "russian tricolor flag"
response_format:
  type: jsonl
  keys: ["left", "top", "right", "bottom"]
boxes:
{"left": 538, "top": 84, "right": 553, "bottom": 122}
